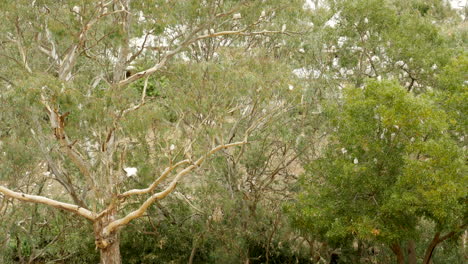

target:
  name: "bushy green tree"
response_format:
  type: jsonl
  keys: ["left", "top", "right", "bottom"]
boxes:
{"left": 317, "top": 0, "right": 458, "bottom": 90}
{"left": 290, "top": 80, "right": 467, "bottom": 264}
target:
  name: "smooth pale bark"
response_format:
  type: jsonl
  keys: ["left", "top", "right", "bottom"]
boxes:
{"left": 120, "top": 159, "right": 190, "bottom": 197}
{"left": 188, "top": 245, "right": 197, "bottom": 264}
{"left": 103, "top": 141, "right": 246, "bottom": 237}
{"left": 1, "top": 141, "right": 246, "bottom": 263}
{"left": 0, "top": 186, "right": 96, "bottom": 221}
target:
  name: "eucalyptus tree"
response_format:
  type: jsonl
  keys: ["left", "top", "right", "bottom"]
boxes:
{"left": 0, "top": 0, "right": 306, "bottom": 263}
{"left": 128, "top": 49, "right": 316, "bottom": 263}
{"left": 305, "top": 0, "right": 459, "bottom": 92}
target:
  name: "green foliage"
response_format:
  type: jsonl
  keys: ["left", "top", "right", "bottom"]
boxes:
{"left": 323, "top": 0, "right": 455, "bottom": 90}
{"left": 0, "top": 207, "right": 98, "bottom": 264}
{"left": 291, "top": 80, "right": 466, "bottom": 248}
{"left": 433, "top": 53, "right": 468, "bottom": 143}
{"left": 0, "top": 0, "right": 466, "bottom": 263}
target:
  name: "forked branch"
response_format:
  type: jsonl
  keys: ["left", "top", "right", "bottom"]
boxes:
{"left": 41, "top": 97, "right": 96, "bottom": 190}
{"left": 102, "top": 141, "right": 246, "bottom": 236}
{"left": 119, "top": 159, "right": 190, "bottom": 197}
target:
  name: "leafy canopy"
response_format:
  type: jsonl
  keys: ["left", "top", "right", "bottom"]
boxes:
{"left": 291, "top": 80, "right": 467, "bottom": 245}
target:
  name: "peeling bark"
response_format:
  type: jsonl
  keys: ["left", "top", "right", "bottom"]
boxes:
{"left": 94, "top": 210, "right": 121, "bottom": 264}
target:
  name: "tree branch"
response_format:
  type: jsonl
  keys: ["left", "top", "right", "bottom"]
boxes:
{"left": 102, "top": 141, "right": 246, "bottom": 236}
{"left": 119, "top": 159, "right": 190, "bottom": 197}
{"left": 0, "top": 186, "right": 96, "bottom": 221}
{"left": 118, "top": 23, "right": 293, "bottom": 87}
{"left": 13, "top": 17, "right": 32, "bottom": 73}
{"left": 30, "top": 124, "right": 89, "bottom": 209}
{"left": 422, "top": 224, "right": 468, "bottom": 264}
{"left": 41, "top": 97, "right": 96, "bottom": 190}
{"left": 193, "top": 29, "right": 291, "bottom": 42}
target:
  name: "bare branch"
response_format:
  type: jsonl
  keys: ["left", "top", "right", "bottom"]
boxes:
{"left": 193, "top": 29, "right": 291, "bottom": 42}
{"left": 117, "top": 33, "right": 196, "bottom": 86}
{"left": 127, "top": 30, "right": 154, "bottom": 63}
{"left": 118, "top": 22, "right": 294, "bottom": 87}
{"left": 0, "top": 186, "right": 96, "bottom": 221}
{"left": 118, "top": 76, "right": 150, "bottom": 120}
{"left": 13, "top": 18, "right": 32, "bottom": 73}
{"left": 119, "top": 159, "right": 190, "bottom": 197}
{"left": 0, "top": 75, "right": 15, "bottom": 86}
{"left": 28, "top": 227, "right": 64, "bottom": 263}
{"left": 30, "top": 126, "right": 89, "bottom": 209}
{"left": 103, "top": 141, "right": 246, "bottom": 235}
{"left": 41, "top": 97, "right": 96, "bottom": 190}
{"left": 36, "top": 5, "right": 127, "bottom": 81}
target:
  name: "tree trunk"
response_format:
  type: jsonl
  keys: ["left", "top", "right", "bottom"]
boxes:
{"left": 463, "top": 230, "right": 467, "bottom": 250}
{"left": 422, "top": 230, "right": 459, "bottom": 264}
{"left": 407, "top": 240, "right": 417, "bottom": 264}
{"left": 94, "top": 210, "right": 122, "bottom": 264}
{"left": 188, "top": 245, "right": 197, "bottom": 264}
{"left": 98, "top": 235, "right": 121, "bottom": 264}
{"left": 422, "top": 232, "right": 439, "bottom": 264}
{"left": 390, "top": 243, "right": 405, "bottom": 264}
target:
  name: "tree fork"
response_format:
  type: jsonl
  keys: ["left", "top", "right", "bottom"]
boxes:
{"left": 94, "top": 209, "right": 121, "bottom": 264}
